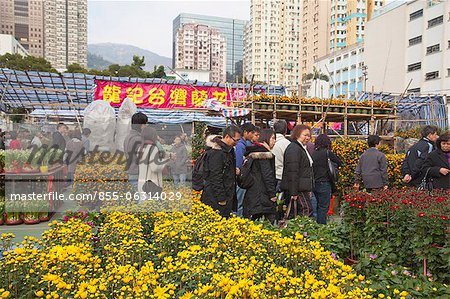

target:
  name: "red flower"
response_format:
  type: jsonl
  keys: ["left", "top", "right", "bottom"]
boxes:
{"left": 418, "top": 212, "right": 425, "bottom": 217}
{"left": 440, "top": 216, "right": 448, "bottom": 220}
{"left": 436, "top": 197, "right": 445, "bottom": 203}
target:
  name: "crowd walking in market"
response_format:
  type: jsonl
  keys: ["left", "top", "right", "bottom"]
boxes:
{"left": 1, "top": 116, "right": 449, "bottom": 226}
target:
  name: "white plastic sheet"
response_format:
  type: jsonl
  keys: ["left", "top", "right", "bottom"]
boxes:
{"left": 83, "top": 100, "right": 116, "bottom": 151}
{"left": 115, "top": 98, "right": 137, "bottom": 151}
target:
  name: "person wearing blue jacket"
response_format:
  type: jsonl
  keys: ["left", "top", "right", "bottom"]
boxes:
{"left": 235, "top": 122, "right": 257, "bottom": 217}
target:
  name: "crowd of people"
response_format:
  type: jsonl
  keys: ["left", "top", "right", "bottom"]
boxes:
{"left": 1, "top": 117, "right": 448, "bottom": 225}
{"left": 198, "top": 123, "right": 449, "bottom": 225}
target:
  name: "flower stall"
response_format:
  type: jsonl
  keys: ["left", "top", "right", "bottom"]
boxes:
{"left": 1, "top": 148, "right": 65, "bottom": 225}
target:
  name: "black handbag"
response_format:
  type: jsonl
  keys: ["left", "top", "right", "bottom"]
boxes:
{"left": 417, "top": 168, "right": 433, "bottom": 193}
{"left": 327, "top": 151, "right": 339, "bottom": 182}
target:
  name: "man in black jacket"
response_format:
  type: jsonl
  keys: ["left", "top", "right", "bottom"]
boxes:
{"left": 51, "top": 123, "right": 68, "bottom": 151}
{"left": 401, "top": 125, "right": 439, "bottom": 186}
{"left": 201, "top": 125, "right": 242, "bottom": 218}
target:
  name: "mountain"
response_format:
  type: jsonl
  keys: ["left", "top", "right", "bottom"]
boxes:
{"left": 87, "top": 52, "right": 112, "bottom": 70}
{"left": 88, "top": 43, "right": 172, "bottom": 72}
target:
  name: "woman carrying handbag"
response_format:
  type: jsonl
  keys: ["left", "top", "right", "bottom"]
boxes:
{"left": 311, "top": 134, "right": 342, "bottom": 224}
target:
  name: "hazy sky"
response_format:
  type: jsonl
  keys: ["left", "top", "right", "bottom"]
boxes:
{"left": 88, "top": 1, "right": 250, "bottom": 58}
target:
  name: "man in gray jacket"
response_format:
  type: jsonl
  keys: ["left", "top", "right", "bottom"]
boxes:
{"left": 354, "top": 135, "right": 389, "bottom": 191}
{"left": 124, "top": 112, "right": 148, "bottom": 191}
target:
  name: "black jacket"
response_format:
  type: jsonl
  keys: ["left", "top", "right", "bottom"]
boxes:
{"left": 281, "top": 140, "right": 314, "bottom": 195}
{"left": 312, "top": 148, "right": 342, "bottom": 182}
{"left": 422, "top": 149, "right": 450, "bottom": 189}
{"left": 51, "top": 131, "right": 66, "bottom": 152}
{"left": 200, "top": 137, "right": 236, "bottom": 217}
{"left": 243, "top": 144, "right": 277, "bottom": 217}
{"left": 401, "top": 138, "right": 435, "bottom": 186}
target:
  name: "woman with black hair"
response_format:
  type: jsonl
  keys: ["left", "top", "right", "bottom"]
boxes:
{"left": 242, "top": 129, "right": 277, "bottom": 223}
{"left": 422, "top": 132, "right": 450, "bottom": 190}
{"left": 311, "top": 134, "right": 342, "bottom": 224}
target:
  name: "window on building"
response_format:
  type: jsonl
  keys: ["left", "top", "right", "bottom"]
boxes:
{"left": 425, "top": 71, "right": 439, "bottom": 80}
{"left": 409, "top": 35, "right": 422, "bottom": 46}
{"left": 409, "top": 9, "right": 423, "bottom": 21}
{"left": 407, "top": 62, "right": 421, "bottom": 72}
{"left": 448, "top": 68, "right": 450, "bottom": 77}
{"left": 426, "top": 44, "right": 440, "bottom": 54}
{"left": 427, "top": 15, "right": 443, "bottom": 28}
{"left": 407, "top": 88, "right": 421, "bottom": 93}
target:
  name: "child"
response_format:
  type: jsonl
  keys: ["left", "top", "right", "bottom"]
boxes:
{"left": 354, "top": 135, "right": 389, "bottom": 191}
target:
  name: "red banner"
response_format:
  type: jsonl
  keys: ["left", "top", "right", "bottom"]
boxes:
{"left": 93, "top": 80, "right": 249, "bottom": 109}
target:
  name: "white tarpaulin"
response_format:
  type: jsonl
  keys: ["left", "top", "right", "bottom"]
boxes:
{"left": 83, "top": 100, "right": 116, "bottom": 151}
{"left": 115, "top": 98, "right": 137, "bottom": 151}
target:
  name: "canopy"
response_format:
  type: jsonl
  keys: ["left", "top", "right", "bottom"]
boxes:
{"left": 0, "top": 68, "right": 284, "bottom": 128}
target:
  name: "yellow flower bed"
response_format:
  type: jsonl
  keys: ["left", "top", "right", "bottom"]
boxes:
{"left": 0, "top": 201, "right": 387, "bottom": 298}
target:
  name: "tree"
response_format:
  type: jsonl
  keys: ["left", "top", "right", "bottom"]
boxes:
{"left": 149, "top": 65, "right": 165, "bottom": 78}
{"left": 0, "top": 53, "right": 57, "bottom": 72}
{"left": 66, "top": 63, "right": 88, "bottom": 73}
{"left": 131, "top": 55, "right": 145, "bottom": 70}
{"left": 303, "top": 67, "right": 329, "bottom": 98}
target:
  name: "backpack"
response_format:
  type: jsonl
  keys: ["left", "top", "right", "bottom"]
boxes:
{"left": 192, "top": 151, "right": 208, "bottom": 191}
{"left": 237, "top": 157, "right": 255, "bottom": 189}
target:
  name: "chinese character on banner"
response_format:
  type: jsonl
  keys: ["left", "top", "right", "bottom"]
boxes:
{"left": 126, "top": 87, "right": 144, "bottom": 104}
{"left": 103, "top": 85, "right": 121, "bottom": 104}
{"left": 148, "top": 88, "right": 166, "bottom": 105}
{"left": 169, "top": 88, "right": 188, "bottom": 106}
{"left": 212, "top": 91, "right": 227, "bottom": 104}
{"left": 191, "top": 90, "right": 208, "bottom": 107}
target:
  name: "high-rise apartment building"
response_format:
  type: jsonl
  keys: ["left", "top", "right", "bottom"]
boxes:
{"left": 43, "top": 0, "right": 87, "bottom": 70}
{"left": 244, "top": 0, "right": 302, "bottom": 93}
{"left": 302, "top": 0, "right": 331, "bottom": 75}
{"left": 365, "top": 0, "right": 449, "bottom": 95}
{"left": 329, "top": 0, "right": 384, "bottom": 53}
{"left": 0, "top": 0, "right": 44, "bottom": 57}
{"left": 175, "top": 23, "right": 226, "bottom": 83}
{"left": 173, "top": 13, "right": 245, "bottom": 82}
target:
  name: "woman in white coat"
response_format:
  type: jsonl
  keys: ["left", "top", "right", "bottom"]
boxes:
{"left": 138, "top": 127, "right": 172, "bottom": 194}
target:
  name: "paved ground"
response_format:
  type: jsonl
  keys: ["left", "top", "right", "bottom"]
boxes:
{"left": 0, "top": 189, "right": 79, "bottom": 243}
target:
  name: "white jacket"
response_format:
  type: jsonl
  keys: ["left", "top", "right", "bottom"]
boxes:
{"left": 138, "top": 144, "right": 169, "bottom": 193}
{"left": 271, "top": 133, "right": 291, "bottom": 180}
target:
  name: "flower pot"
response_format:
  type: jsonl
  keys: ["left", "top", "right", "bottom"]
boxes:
{"left": 361, "top": 109, "right": 369, "bottom": 114}
{"left": 23, "top": 212, "right": 40, "bottom": 225}
{"left": 266, "top": 104, "right": 274, "bottom": 110}
{"left": 260, "top": 104, "right": 268, "bottom": 110}
{"left": 253, "top": 103, "right": 261, "bottom": 109}
{"left": 5, "top": 212, "right": 23, "bottom": 225}
{"left": 348, "top": 108, "right": 355, "bottom": 114}
{"left": 39, "top": 211, "right": 50, "bottom": 222}
{"left": 355, "top": 109, "right": 362, "bottom": 114}
{"left": 40, "top": 165, "right": 49, "bottom": 173}
{"left": 280, "top": 105, "right": 289, "bottom": 110}
{"left": 344, "top": 257, "right": 358, "bottom": 265}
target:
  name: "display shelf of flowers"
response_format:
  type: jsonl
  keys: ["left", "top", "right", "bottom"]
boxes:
{"left": 248, "top": 95, "right": 394, "bottom": 115}
{"left": 1, "top": 148, "right": 63, "bottom": 226}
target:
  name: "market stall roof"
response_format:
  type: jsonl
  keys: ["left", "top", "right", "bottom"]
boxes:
{"left": 29, "top": 108, "right": 228, "bottom": 128}
{"left": 0, "top": 68, "right": 285, "bottom": 112}
{"left": 357, "top": 92, "right": 448, "bottom": 129}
